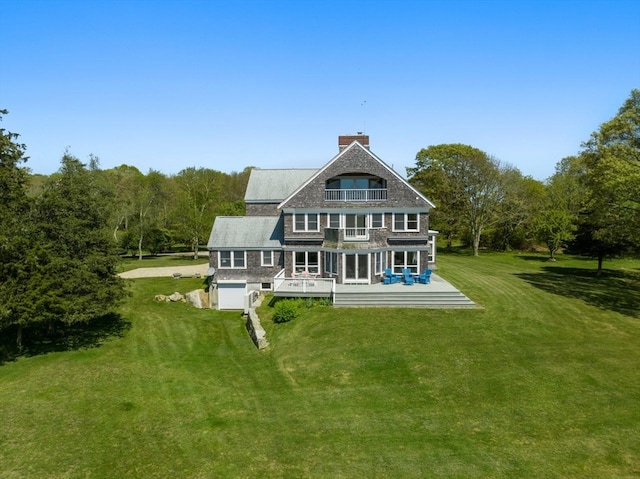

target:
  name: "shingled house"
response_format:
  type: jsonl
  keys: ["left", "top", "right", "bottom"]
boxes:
{"left": 207, "top": 135, "right": 438, "bottom": 309}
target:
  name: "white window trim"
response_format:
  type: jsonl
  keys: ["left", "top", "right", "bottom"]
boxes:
{"left": 374, "top": 251, "right": 387, "bottom": 275}
{"left": 327, "top": 213, "right": 341, "bottom": 229}
{"left": 371, "top": 213, "right": 385, "bottom": 229}
{"left": 293, "top": 213, "right": 320, "bottom": 232}
{"left": 392, "top": 250, "right": 419, "bottom": 274}
{"left": 392, "top": 213, "right": 419, "bottom": 232}
{"left": 261, "top": 250, "right": 274, "bottom": 267}
{"left": 218, "top": 250, "right": 246, "bottom": 269}
{"left": 324, "top": 251, "right": 338, "bottom": 275}
{"left": 294, "top": 251, "right": 320, "bottom": 274}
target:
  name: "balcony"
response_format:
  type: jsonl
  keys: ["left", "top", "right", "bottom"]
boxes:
{"left": 325, "top": 189, "right": 387, "bottom": 202}
{"left": 344, "top": 227, "right": 369, "bottom": 241}
{"left": 325, "top": 227, "right": 370, "bottom": 243}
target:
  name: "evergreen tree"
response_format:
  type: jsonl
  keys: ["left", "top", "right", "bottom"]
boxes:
{"left": 0, "top": 110, "right": 33, "bottom": 346}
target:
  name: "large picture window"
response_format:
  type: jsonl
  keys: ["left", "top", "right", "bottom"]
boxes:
{"left": 294, "top": 251, "right": 319, "bottom": 274}
{"left": 294, "top": 213, "right": 320, "bottom": 232}
{"left": 219, "top": 250, "right": 246, "bottom": 269}
{"left": 393, "top": 213, "right": 419, "bottom": 232}
{"left": 393, "top": 250, "right": 418, "bottom": 274}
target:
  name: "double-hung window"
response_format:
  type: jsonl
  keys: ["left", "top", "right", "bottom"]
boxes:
{"left": 393, "top": 213, "right": 419, "bottom": 232}
{"left": 219, "top": 250, "right": 246, "bottom": 269}
{"left": 328, "top": 213, "right": 340, "bottom": 228}
{"left": 294, "top": 213, "right": 319, "bottom": 232}
{"left": 261, "top": 250, "right": 274, "bottom": 267}
{"left": 371, "top": 213, "right": 384, "bottom": 228}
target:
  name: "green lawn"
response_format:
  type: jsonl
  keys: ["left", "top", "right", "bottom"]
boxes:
{"left": 1, "top": 253, "right": 639, "bottom": 478}
{"left": 118, "top": 254, "right": 208, "bottom": 272}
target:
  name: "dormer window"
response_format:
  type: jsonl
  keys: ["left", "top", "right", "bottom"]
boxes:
{"left": 325, "top": 174, "right": 387, "bottom": 202}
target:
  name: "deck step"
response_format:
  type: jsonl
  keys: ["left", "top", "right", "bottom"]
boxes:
{"left": 333, "top": 290, "right": 476, "bottom": 308}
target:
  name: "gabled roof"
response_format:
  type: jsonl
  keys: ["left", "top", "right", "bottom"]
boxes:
{"left": 278, "top": 141, "right": 436, "bottom": 209}
{"left": 207, "top": 216, "right": 284, "bottom": 249}
{"left": 244, "top": 168, "right": 318, "bottom": 202}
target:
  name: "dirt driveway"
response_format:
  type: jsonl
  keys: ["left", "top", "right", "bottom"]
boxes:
{"left": 118, "top": 263, "right": 210, "bottom": 279}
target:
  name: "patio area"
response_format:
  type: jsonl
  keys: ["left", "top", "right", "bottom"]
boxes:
{"left": 272, "top": 271, "right": 476, "bottom": 307}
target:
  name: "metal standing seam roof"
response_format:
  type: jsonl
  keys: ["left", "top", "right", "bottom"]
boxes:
{"left": 207, "top": 216, "right": 284, "bottom": 249}
{"left": 244, "top": 168, "right": 318, "bottom": 202}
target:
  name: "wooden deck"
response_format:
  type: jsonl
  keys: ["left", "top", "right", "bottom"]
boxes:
{"left": 334, "top": 273, "right": 476, "bottom": 307}
{"left": 273, "top": 271, "right": 476, "bottom": 308}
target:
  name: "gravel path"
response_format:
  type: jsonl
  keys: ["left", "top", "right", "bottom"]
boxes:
{"left": 119, "top": 263, "right": 210, "bottom": 279}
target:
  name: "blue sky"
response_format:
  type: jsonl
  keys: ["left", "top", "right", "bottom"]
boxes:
{"left": 1, "top": 0, "right": 638, "bottom": 181}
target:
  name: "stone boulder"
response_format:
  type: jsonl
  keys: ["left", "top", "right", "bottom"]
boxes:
{"left": 185, "top": 289, "right": 209, "bottom": 309}
{"left": 154, "top": 294, "right": 167, "bottom": 302}
{"left": 168, "top": 292, "right": 185, "bottom": 302}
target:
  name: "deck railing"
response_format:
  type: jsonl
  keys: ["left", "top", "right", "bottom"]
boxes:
{"left": 325, "top": 189, "right": 387, "bottom": 202}
{"left": 273, "top": 269, "right": 335, "bottom": 298}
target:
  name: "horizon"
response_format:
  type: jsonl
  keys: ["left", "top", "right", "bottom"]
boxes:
{"left": 1, "top": 0, "right": 638, "bottom": 181}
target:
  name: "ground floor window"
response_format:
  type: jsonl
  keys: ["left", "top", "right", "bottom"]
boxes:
{"left": 393, "top": 250, "right": 418, "bottom": 274}
{"left": 374, "top": 251, "right": 387, "bottom": 275}
{"left": 324, "top": 251, "right": 338, "bottom": 275}
{"left": 294, "top": 251, "right": 319, "bottom": 274}
{"left": 260, "top": 282, "right": 272, "bottom": 291}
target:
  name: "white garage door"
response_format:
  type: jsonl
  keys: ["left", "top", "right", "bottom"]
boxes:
{"left": 217, "top": 281, "right": 247, "bottom": 310}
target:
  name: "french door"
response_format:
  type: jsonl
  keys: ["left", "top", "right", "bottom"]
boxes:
{"left": 344, "top": 253, "right": 369, "bottom": 283}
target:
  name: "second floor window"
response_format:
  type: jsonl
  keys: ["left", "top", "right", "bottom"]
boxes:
{"left": 328, "top": 213, "right": 340, "bottom": 228}
{"left": 393, "top": 213, "right": 419, "bottom": 232}
{"left": 219, "top": 250, "right": 246, "bottom": 269}
{"left": 261, "top": 250, "right": 274, "bottom": 267}
{"left": 294, "top": 213, "right": 319, "bottom": 232}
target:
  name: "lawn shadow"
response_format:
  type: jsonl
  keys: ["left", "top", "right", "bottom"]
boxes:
{"left": 0, "top": 313, "right": 131, "bottom": 365}
{"left": 516, "top": 266, "right": 640, "bottom": 318}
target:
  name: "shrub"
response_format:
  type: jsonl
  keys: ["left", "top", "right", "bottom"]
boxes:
{"left": 273, "top": 300, "right": 299, "bottom": 323}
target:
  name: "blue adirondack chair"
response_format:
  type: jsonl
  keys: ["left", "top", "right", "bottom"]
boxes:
{"left": 418, "top": 268, "right": 432, "bottom": 284}
{"left": 402, "top": 268, "right": 415, "bottom": 285}
{"left": 383, "top": 268, "right": 401, "bottom": 284}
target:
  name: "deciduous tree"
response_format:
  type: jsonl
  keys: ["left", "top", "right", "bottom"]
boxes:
{"left": 408, "top": 144, "right": 509, "bottom": 256}
{"left": 574, "top": 89, "right": 640, "bottom": 273}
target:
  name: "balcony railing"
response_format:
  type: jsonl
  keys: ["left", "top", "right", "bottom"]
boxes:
{"left": 344, "top": 227, "right": 369, "bottom": 240}
{"left": 325, "top": 189, "right": 387, "bottom": 202}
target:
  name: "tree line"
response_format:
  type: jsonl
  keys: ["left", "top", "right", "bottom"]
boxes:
{"left": 1, "top": 109, "right": 250, "bottom": 351}
{"left": 1, "top": 90, "right": 638, "bottom": 350}
{"left": 407, "top": 89, "right": 640, "bottom": 273}
{"left": 28, "top": 161, "right": 251, "bottom": 261}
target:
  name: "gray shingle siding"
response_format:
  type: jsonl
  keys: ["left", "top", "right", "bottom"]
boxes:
{"left": 246, "top": 203, "right": 280, "bottom": 216}
{"left": 279, "top": 145, "right": 431, "bottom": 210}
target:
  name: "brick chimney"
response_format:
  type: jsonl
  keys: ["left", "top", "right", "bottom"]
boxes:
{"left": 338, "top": 133, "right": 369, "bottom": 151}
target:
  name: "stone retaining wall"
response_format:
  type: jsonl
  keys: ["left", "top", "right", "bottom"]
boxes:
{"left": 245, "top": 295, "right": 269, "bottom": 350}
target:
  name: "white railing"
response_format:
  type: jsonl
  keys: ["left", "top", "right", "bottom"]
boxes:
{"left": 273, "top": 269, "right": 335, "bottom": 296}
{"left": 325, "top": 189, "right": 387, "bottom": 202}
{"left": 344, "top": 227, "right": 369, "bottom": 240}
